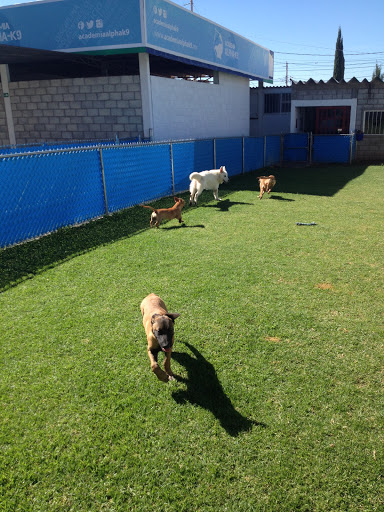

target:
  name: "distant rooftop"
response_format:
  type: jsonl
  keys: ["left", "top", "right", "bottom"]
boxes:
{"left": 292, "top": 77, "right": 384, "bottom": 87}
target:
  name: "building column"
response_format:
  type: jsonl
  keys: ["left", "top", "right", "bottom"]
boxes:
{"left": 0, "top": 64, "right": 16, "bottom": 145}
{"left": 257, "top": 80, "right": 264, "bottom": 137}
{"left": 138, "top": 52, "right": 154, "bottom": 140}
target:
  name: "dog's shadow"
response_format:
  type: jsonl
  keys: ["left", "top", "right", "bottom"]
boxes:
{"left": 172, "top": 342, "right": 266, "bottom": 437}
{"left": 203, "top": 199, "right": 253, "bottom": 212}
{"left": 161, "top": 224, "right": 205, "bottom": 230}
{"left": 269, "top": 195, "right": 295, "bottom": 202}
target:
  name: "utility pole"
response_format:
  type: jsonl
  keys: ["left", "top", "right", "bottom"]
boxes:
{"left": 184, "top": 0, "right": 193, "bottom": 11}
{"left": 285, "top": 62, "right": 288, "bottom": 86}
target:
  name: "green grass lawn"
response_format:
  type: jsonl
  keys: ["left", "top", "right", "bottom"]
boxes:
{"left": 1, "top": 164, "right": 383, "bottom": 511}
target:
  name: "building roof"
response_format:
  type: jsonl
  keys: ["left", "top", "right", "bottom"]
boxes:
{"left": 292, "top": 77, "right": 384, "bottom": 87}
{"left": 0, "top": 44, "right": 215, "bottom": 82}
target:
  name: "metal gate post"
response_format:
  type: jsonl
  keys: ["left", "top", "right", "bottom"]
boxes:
{"left": 98, "top": 146, "right": 109, "bottom": 215}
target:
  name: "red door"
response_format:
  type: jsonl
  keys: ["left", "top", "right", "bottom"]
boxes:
{"left": 315, "top": 107, "right": 350, "bottom": 134}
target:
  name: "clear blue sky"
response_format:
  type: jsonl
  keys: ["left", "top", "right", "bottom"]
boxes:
{"left": 1, "top": 0, "right": 383, "bottom": 85}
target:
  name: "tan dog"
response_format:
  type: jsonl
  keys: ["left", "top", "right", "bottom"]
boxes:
{"left": 142, "top": 196, "right": 185, "bottom": 227}
{"left": 257, "top": 175, "right": 276, "bottom": 199}
{"left": 140, "top": 293, "right": 180, "bottom": 382}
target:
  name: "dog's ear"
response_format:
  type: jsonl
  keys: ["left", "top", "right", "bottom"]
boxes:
{"left": 167, "top": 313, "right": 180, "bottom": 321}
{"left": 151, "top": 313, "right": 160, "bottom": 325}
{"left": 220, "top": 166, "right": 224, "bottom": 172}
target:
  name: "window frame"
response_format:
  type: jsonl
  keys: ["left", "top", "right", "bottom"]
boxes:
{"left": 363, "top": 110, "right": 384, "bottom": 135}
{"left": 264, "top": 92, "right": 291, "bottom": 114}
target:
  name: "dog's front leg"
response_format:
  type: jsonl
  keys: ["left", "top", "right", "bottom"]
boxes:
{"left": 213, "top": 188, "right": 221, "bottom": 201}
{"left": 163, "top": 350, "right": 175, "bottom": 380}
{"left": 147, "top": 347, "right": 169, "bottom": 382}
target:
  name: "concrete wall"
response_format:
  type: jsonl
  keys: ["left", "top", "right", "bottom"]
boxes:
{"left": 150, "top": 72, "right": 250, "bottom": 141}
{"left": 0, "top": 75, "right": 143, "bottom": 146}
{"left": 291, "top": 78, "right": 384, "bottom": 133}
{"left": 291, "top": 78, "right": 384, "bottom": 161}
{"left": 356, "top": 135, "right": 384, "bottom": 161}
{"left": 1, "top": 70, "right": 250, "bottom": 146}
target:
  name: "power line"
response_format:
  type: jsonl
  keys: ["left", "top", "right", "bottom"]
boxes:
{"left": 275, "top": 51, "right": 384, "bottom": 56}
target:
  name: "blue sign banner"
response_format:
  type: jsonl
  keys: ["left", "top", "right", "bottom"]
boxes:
{"left": 144, "top": 0, "right": 273, "bottom": 80}
{"left": 0, "top": 0, "right": 273, "bottom": 80}
{"left": 0, "top": 0, "right": 142, "bottom": 52}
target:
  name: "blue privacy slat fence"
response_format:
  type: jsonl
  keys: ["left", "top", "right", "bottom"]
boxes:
{"left": 215, "top": 138, "right": 244, "bottom": 176}
{"left": 265, "top": 136, "right": 281, "bottom": 167}
{"left": 284, "top": 133, "right": 309, "bottom": 162}
{"left": 0, "top": 134, "right": 355, "bottom": 248}
{"left": 0, "top": 150, "right": 104, "bottom": 247}
{"left": 244, "top": 137, "right": 264, "bottom": 172}
{"left": 172, "top": 140, "right": 214, "bottom": 193}
{"left": 312, "top": 135, "right": 354, "bottom": 163}
{"left": 103, "top": 144, "right": 173, "bottom": 213}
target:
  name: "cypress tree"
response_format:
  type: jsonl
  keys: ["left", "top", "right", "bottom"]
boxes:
{"left": 372, "top": 63, "right": 384, "bottom": 80}
{"left": 333, "top": 27, "right": 345, "bottom": 81}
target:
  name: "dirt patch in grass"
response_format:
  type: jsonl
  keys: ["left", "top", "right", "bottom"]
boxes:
{"left": 315, "top": 283, "right": 334, "bottom": 290}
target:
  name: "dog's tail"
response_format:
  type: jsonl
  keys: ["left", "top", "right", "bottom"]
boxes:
{"left": 189, "top": 172, "right": 202, "bottom": 183}
{"left": 141, "top": 205, "right": 156, "bottom": 212}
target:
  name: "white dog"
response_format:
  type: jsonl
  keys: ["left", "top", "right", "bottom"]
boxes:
{"left": 189, "top": 165, "right": 229, "bottom": 206}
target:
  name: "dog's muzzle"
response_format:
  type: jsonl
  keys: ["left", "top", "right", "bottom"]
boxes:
{"left": 155, "top": 333, "right": 173, "bottom": 352}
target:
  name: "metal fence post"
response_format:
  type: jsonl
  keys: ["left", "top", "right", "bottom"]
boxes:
{"left": 349, "top": 134, "right": 354, "bottom": 164}
{"left": 170, "top": 142, "right": 175, "bottom": 195}
{"left": 309, "top": 132, "right": 313, "bottom": 165}
{"left": 98, "top": 146, "right": 109, "bottom": 215}
{"left": 242, "top": 137, "right": 245, "bottom": 174}
{"left": 213, "top": 138, "right": 216, "bottom": 168}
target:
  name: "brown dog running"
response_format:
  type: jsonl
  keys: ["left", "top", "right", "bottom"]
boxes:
{"left": 257, "top": 175, "right": 276, "bottom": 199}
{"left": 142, "top": 196, "right": 185, "bottom": 227}
{"left": 140, "top": 293, "right": 180, "bottom": 382}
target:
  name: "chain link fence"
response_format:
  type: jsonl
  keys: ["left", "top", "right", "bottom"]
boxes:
{"left": 0, "top": 134, "right": 355, "bottom": 248}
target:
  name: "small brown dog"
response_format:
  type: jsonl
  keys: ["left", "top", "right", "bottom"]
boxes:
{"left": 257, "top": 175, "right": 276, "bottom": 199}
{"left": 142, "top": 196, "right": 185, "bottom": 227}
{"left": 140, "top": 293, "right": 180, "bottom": 382}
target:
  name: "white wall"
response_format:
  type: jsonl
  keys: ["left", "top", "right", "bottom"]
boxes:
{"left": 150, "top": 72, "right": 250, "bottom": 141}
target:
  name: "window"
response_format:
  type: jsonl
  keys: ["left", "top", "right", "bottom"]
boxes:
{"left": 264, "top": 93, "right": 291, "bottom": 114}
{"left": 281, "top": 93, "right": 291, "bottom": 113}
{"left": 364, "top": 111, "right": 384, "bottom": 134}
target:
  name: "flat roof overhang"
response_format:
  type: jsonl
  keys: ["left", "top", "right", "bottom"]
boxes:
{"left": 0, "top": 44, "right": 219, "bottom": 82}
